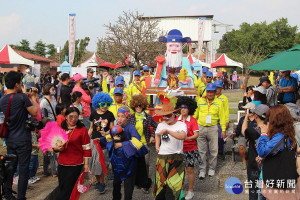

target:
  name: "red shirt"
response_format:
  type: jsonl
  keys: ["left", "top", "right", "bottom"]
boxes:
{"left": 56, "top": 115, "right": 65, "bottom": 127}
{"left": 176, "top": 115, "right": 199, "bottom": 152}
{"left": 58, "top": 126, "right": 92, "bottom": 166}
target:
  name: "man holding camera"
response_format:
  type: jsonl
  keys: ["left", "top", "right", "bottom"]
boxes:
{"left": 85, "top": 68, "right": 100, "bottom": 95}
{"left": 0, "top": 71, "right": 38, "bottom": 200}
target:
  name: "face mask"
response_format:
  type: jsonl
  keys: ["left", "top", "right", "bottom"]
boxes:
{"left": 51, "top": 90, "right": 56, "bottom": 96}
{"left": 252, "top": 100, "right": 261, "bottom": 107}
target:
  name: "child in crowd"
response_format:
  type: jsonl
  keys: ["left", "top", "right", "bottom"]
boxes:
{"left": 71, "top": 91, "right": 84, "bottom": 121}
{"left": 28, "top": 131, "right": 40, "bottom": 184}
{"left": 55, "top": 103, "right": 66, "bottom": 127}
{"left": 88, "top": 92, "right": 115, "bottom": 193}
{"left": 100, "top": 107, "right": 147, "bottom": 200}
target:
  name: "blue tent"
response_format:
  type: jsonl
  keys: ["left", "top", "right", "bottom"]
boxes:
{"left": 60, "top": 61, "right": 72, "bottom": 74}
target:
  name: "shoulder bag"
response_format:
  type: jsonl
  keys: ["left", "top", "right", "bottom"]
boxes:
{"left": 263, "top": 136, "right": 298, "bottom": 189}
{"left": 0, "top": 94, "right": 15, "bottom": 138}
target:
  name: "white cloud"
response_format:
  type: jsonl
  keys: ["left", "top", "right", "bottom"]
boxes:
{"left": 0, "top": 13, "right": 21, "bottom": 39}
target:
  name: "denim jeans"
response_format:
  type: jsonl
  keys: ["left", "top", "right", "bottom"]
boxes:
{"left": 4, "top": 141, "right": 32, "bottom": 200}
{"left": 29, "top": 155, "right": 39, "bottom": 178}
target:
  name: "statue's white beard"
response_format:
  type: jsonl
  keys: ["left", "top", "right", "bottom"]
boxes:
{"left": 165, "top": 51, "right": 182, "bottom": 68}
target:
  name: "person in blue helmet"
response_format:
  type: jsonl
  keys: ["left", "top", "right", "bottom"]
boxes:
{"left": 197, "top": 70, "right": 214, "bottom": 98}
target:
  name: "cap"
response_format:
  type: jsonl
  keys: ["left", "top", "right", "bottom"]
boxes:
{"left": 113, "top": 87, "right": 123, "bottom": 94}
{"left": 71, "top": 74, "right": 85, "bottom": 82}
{"left": 206, "top": 83, "right": 217, "bottom": 91}
{"left": 118, "top": 106, "right": 130, "bottom": 118}
{"left": 202, "top": 68, "right": 209, "bottom": 73}
{"left": 143, "top": 66, "right": 149, "bottom": 71}
{"left": 285, "top": 103, "right": 300, "bottom": 119}
{"left": 133, "top": 70, "right": 141, "bottom": 76}
{"left": 242, "top": 102, "right": 256, "bottom": 109}
{"left": 206, "top": 71, "right": 213, "bottom": 77}
{"left": 214, "top": 80, "right": 223, "bottom": 87}
{"left": 116, "top": 75, "right": 124, "bottom": 81}
{"left": 115, "top": 80, "right": 124, "bottom": 86}
{"left": 259, "top": 76, "right": 270, "bottom": 85}
{"left": 253, "top": 86, "right": 267, "bottom": 94}
{"left": 111, "top": 125, "right": 123, "bottom": 135}
{"left": 254, "top": 104, "right": 269, "bottom": 118}
{"left": 87, "top": 68, "right": 94, "bottom": 73}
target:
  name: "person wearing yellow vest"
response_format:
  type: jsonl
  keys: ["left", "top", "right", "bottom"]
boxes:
{"left": 197, "top": 71, "right": 213, "bottom": 99}
{"left": 195, "top": 67, "right": 208, "bottom": 87}
{"left": 128, "top": 71, "right": 146, "bottom": 97}
{"left": 109, "top": 80, "right": 129, "bottom": 106}
{"left": 214, "top": 80, "right": 230, "bottom": 160}
{"left": 128, "top": 94, "right": 157, "bottom": 194}
{"left": 108, "top": 87, "right": 126, "bottom": 119}
{"left": 194, "top": 83, "right": 226, "bottom": 179}
{"left": 191, "top": 66, "right": 198, "bottom": 85}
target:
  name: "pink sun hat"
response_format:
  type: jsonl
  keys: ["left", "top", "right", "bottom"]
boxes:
{"left": 72, "top": 73, "right": 85, "bottom": 82}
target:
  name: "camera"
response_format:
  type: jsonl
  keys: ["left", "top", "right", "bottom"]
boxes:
{"left": 26, "top": 88, "right": 38, "bottom": 93}
{"left": 0, "top": 154, "right": 17, "bottom": 198}
{"left": 25, "top": 117, "right": 40, "bottom": 131}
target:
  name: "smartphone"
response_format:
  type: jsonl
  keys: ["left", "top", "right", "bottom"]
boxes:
{"left": 264, "top": 118, "right": 269, "bottom": 125}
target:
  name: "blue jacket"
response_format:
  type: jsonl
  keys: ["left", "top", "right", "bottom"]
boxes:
{"left": 257, "top": 133, "right": 292, "bottom": 158}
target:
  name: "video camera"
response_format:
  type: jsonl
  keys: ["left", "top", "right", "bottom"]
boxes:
{"left": 0, "top": 154, "right": 17, "bottom": 198}
{"left": 84, "top": 78, "right": 100, "bottom": 89}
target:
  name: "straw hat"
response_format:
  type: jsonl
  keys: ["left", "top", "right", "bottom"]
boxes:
{"left": 155, "top": 102, "right": 179, "bottom": 116}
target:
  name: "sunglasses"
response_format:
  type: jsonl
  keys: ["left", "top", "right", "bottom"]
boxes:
{"left": 135, "top": 105, "right": 143, "bottom": 108}
{"left": 99, "top": 102, "right": 112, "bottom": 108}
{"left": 180, "top": 106, "right": 188, "bottom": 109}
{"left": 162, "top": 113, "right": 174, "bottom": 120}
{"left": 144, "top": 70, "right": 149, "bottom": 72}
{"left": 68, "top": 115, "right": 79, "bottom": 120}
{"left": 206, "top": 76, "right": 212, "bottom": 79}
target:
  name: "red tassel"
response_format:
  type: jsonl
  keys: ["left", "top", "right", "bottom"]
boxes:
{"left": 93, "top": 140, "right": 108, "bottom": 175}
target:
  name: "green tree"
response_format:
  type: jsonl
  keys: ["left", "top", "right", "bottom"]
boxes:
{"left": 295, "top": 32, "right": 300, "bottom": 45}
{"left": 73, "top": 37, "right": 90, "bottom": 66}
{"left": 97, "top": 10, "right": 165, "bottom": 82}
{"left": 60, "top": 41, "right": 69, "bottom": 62}
{"left": 34, "top": 40, "right": 47, "bottom": 57}
{"left": 11, "top": 39, "right": 32, "bottom": 53}
{"left": 218, "top": 18, "right": 298, "bottom": 88}
{"left": 47, "top": 44, "right": 56, "bottom": 59}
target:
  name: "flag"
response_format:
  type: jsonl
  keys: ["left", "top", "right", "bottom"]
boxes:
{"left": 198, "top": 17, "right": 206, "bottom": 60}
{"left": 69, "top": 13, "right": 76, "bottom": 65}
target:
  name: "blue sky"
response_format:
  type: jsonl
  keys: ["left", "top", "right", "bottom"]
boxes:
{"left": 0, "top": 0, "right": 299, "bottom": 52}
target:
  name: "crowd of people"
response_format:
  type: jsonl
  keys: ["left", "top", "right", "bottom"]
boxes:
{"left": 0, "top": 67, "right": 300, "bottom": 200}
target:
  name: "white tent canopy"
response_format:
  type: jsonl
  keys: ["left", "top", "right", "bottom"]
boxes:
{"left": 211, "top": 53, "right": 243, "bottom": 68}
{"left": 0, "top": 45, "right": 34, "bottom": 67}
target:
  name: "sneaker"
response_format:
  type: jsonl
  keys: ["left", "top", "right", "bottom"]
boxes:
{"left": 141, "top": 187, "right": 150, "bottom": 194}
{"left": 13, "top": 176, "right": 18, "bottom": 185}
{"left": 185, "top": 191, "right": 194, "bottom": 200}
{"left": 28, "top": 177, "right": 37, "bottom": 184}
{"left": 199, "top": 171, "right": 206, "bottom": 179}
{"left": 218, "top": 153, "right": 225, "bottom": 160}
{"left": 94, "top": 182, "right": 100, "bottom": 191}
{"left": 98, "top": 183, "right": 106, "bottom": 194}
{"left": 208, "top": 169, "right": 215, "bottom": 177}
{"left": 32, "top": 176, "right": 41, "bottom": 181}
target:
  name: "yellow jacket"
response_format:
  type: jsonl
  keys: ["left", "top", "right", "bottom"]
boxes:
{"left": 217, "top": 94, "right": 230, "bottom": 123}
{"left": 194, "top": 96, "right": 226, "bottom": 131}
{"left": 109, "top": 87, "right": 129, "bottom": 104}
{"left": 128, "top": 81, "right": 146, "bottom": 98}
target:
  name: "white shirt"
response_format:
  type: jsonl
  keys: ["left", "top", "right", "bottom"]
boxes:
{"left": 155, "top": 121, "right": 187, "bottom": 155}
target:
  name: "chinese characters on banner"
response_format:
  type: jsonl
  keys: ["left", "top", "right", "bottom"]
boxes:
{"left": 197, "top": 17, "right": 206, "bottom": 60}
{"left": 69, "top": 13, "right": 76, "bottom": 65}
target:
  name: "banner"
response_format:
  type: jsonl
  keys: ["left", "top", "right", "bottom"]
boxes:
{"left": 198, "top": 17, "right": 206, "bottom": 60}
{"left": 69, "top": 13, "right": 76, "bottom": 65}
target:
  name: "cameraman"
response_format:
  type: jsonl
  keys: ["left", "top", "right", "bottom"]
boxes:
{"left": 85, "top": 68, "right": 100, "bottom": 96}
{"left": 0, "top": 71, "right": 38, "bottom": 200}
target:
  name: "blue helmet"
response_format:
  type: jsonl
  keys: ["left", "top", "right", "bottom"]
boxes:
{"left": 214, "top": 80, "right": 223, "bottom": 88}
{"left": 206, "top": 83, "right": 217, "bottom": 91}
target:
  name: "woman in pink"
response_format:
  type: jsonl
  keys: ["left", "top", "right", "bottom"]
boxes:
{"left": 71, "top": 74, "right": 92, "bottom": 129}
{"left": 175, "top": 96, "right": 202, "bottom": 200}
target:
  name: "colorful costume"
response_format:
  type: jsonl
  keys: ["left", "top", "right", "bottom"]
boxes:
{"left": 151, "top": 29, "right": 194, "bottom": 88}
